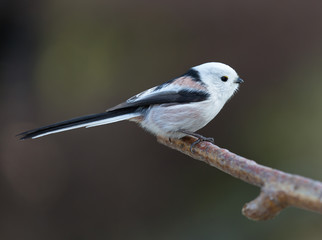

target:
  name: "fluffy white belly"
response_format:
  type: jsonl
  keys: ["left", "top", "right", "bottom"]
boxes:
{"left": 139, "top": 99, "right": 224, "bottom": 138}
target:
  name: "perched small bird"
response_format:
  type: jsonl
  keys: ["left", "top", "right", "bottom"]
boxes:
{"left": 18, "top": 62, "right": 243, "bottom": 148}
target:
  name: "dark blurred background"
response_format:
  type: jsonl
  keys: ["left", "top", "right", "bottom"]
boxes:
{"left": 1, "top": 0, "right": 322, "bottom": 239}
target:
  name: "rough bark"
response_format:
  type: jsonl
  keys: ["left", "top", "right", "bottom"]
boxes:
{"left": 157, "top": 136, "right": 322, "bottom": 220}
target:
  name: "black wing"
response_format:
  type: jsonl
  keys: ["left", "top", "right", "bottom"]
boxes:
{"left": 107, "top": 89, "right": 210, "bottom": 111}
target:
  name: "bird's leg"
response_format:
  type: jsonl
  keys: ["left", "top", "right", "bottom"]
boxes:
{"left": 178, "top": 130, "right": 214, "bottom": 152}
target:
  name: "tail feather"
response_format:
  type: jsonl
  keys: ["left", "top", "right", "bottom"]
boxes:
{"left": 18, "top": 108, "right": 141, "bottom": 140}
{"left": 85, "top": 114, "right": 138, "bottom": 128}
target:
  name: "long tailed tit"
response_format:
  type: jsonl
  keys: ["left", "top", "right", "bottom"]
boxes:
{"left": 18, "top": 62, "right": 243, "bottom": 147}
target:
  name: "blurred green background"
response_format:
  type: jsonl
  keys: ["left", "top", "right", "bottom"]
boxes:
{"left": 1, "top": 0, "right": 322, "bottom": 239}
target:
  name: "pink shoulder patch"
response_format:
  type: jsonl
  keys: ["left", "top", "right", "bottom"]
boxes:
{"left": 172, "top": 76, "right": 207, "bottom": 91}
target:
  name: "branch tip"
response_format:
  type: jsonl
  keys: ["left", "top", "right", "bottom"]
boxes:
{"left": 157, "top": 136, "right": 322, "bottom": 220}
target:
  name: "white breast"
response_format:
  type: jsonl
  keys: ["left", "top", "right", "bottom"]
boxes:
{"left": 139, "top": 93, "right": 226, "bottom": 138}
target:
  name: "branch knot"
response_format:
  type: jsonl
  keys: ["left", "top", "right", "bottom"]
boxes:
{"left": 157, "top": 136, "right": 322, "bottom": 220}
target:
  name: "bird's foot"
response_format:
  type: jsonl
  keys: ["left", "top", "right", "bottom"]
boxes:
{"left": 190, "top": 136, "right": 214, "bottom": 152}
{"left": 179, "top": 130, "right": 214, "bottom": 152}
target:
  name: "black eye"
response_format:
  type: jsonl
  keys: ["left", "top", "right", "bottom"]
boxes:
{"left": 221, "top": 76, "right": 228, "bottom": 82}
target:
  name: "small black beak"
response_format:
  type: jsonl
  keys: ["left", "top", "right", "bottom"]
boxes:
{"left": 234, "top": 77, "right": 244, "bottom": 84}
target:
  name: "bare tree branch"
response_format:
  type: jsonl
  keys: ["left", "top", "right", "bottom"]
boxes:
{"left": 157, "top": 136, "right": 322, "bottom": 220}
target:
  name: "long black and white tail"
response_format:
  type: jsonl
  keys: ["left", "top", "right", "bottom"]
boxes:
{"left": 18, "top": 108, "right": 141, "bottom": 140}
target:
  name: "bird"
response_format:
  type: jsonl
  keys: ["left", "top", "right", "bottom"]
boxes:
{"left": 18, "top": 62, "right": 243, "bottom": 148}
